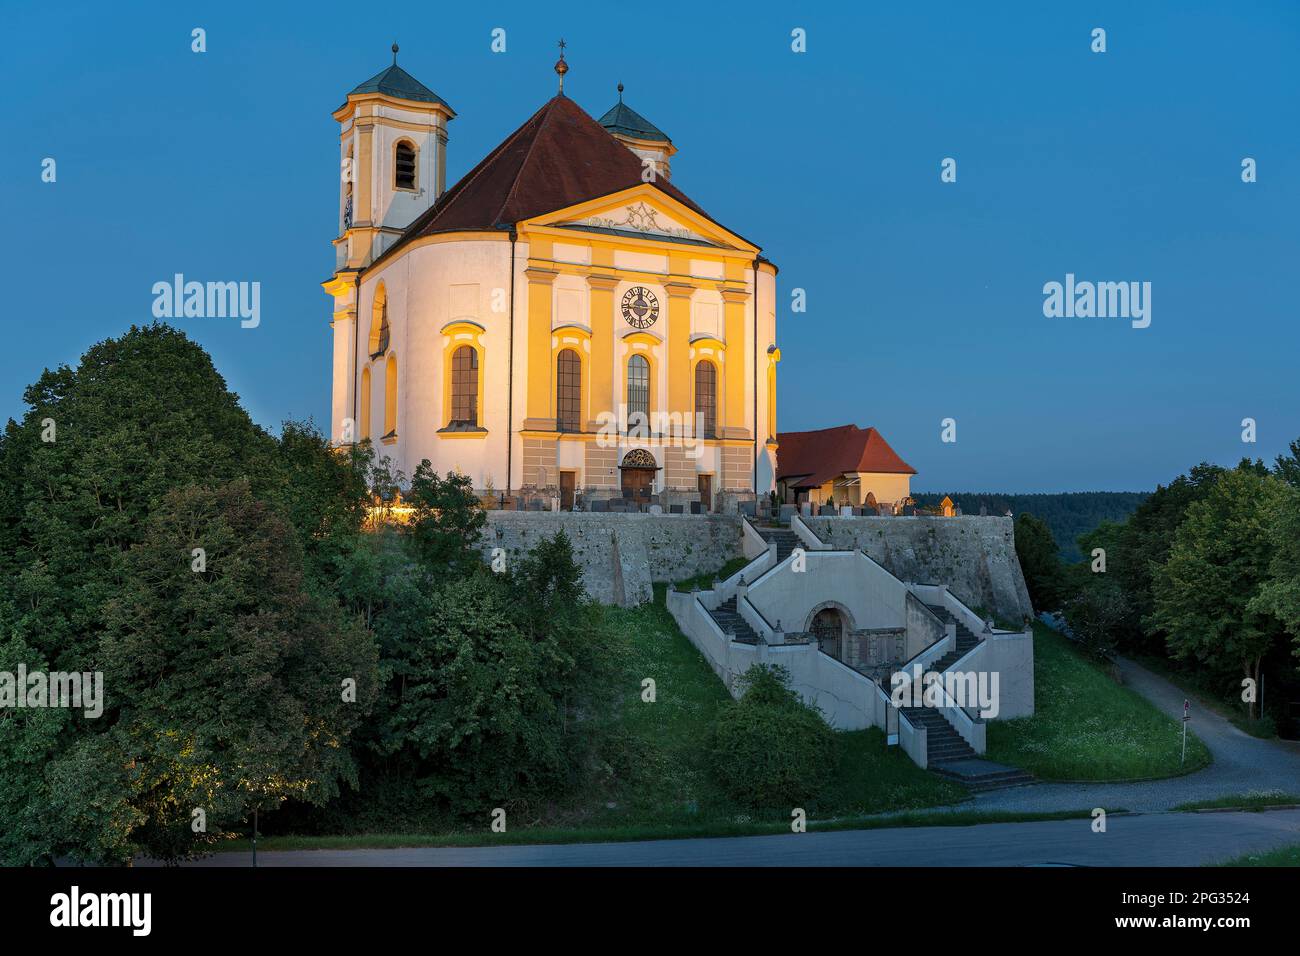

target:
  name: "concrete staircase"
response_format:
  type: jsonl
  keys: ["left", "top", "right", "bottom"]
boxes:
{"left": 923, "top": 604, "right": 979, "bottom": 670}
{"left": 907, "top": 604, "right": 1034, "bottom": 792}
{"left": 707, "top": 597, "right": 760, "bottom": 645}
{"left": 759, "top": 528, "right": 800, "bottom": 561}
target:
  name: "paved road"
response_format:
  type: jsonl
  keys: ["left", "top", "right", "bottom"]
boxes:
{"left": 953, "top": 656, "right": 1300, "bottom": 815}
{"left": 187, "top": 809, "right": 1300, "bottom": 867}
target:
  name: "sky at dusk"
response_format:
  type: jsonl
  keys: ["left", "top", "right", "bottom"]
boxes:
{"left": 5, "top": 0, "right": 1298, "bottom": 492}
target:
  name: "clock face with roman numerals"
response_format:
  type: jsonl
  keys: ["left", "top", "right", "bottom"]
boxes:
{"left": 621, "top": 287, "right": 659, "bottom": 329}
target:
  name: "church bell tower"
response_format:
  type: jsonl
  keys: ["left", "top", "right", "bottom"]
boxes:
{"left": 332, "top": 44, "right": 455, "bottom": 271}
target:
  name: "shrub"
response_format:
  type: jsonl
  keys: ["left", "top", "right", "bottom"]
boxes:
{"left": 708, "top": 665, "right": 837, "bottom": 809}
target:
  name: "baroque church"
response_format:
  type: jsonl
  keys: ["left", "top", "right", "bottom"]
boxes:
{"left": 325, "top": 45, "right": 780, "bottom": 511}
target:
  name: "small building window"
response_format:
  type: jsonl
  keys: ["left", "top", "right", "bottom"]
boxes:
{"left": 557, "top": 349, "right": 581, "bottom": 432}
{"left": 395, "top": 141, "right": 417, "bottom": 190}
{"left": 627, "top": 355, "right": 649, "bottom": 429}
{"left": 451, "top": 346, "right": 478, "bottom": 426}
{"left": 695, "top": 360, "right": 717, "bottom": 439}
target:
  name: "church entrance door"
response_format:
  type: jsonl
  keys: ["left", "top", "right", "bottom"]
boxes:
{"left": 619, "top": 449, "right": 658, "bottom": 505}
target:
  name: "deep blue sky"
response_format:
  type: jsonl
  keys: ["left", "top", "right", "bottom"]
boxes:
{"left": 5, "top": 1, "right": 1297, "bottom": 492}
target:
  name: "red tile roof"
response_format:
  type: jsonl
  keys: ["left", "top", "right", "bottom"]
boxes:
{"left": 377, "top": 95, "right": 724, "bottom": 266}
{"left": 776, "top": 424, "right": 916, "bottom": 489}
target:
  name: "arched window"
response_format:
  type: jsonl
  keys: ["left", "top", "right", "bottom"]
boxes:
{"left": 556, "top": 349, "right": 581, "bottom": 432}
{"left": 384, "top": 354, "right": 398, "bottom": 437}
{"left": 359, "top": 366, "right": 372, "bottom": 441}
{"left": 695, "top": 360, "right": 717, "bottom": 439}
{"left": 369, "top": 284, "right": 389, "bottom": 358}
{"left": 627, "top": 355, "right": 649, "bottom": 429}
{"left": 451, "top": 346, "right": 478, "bottom": 426}
{"left": 343, "top": 146, "right": 354, "bottom": 229}
{"left": 394, "top": 141, "right": 417, "bottom": 190}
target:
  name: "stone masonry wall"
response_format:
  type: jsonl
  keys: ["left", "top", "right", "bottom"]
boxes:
{"left": 802, "top": 515, "right": 1034, "bottom": 622}
{"left": 479, "top": 513, "right": 1032, "bottom": 618}
{"left": 480, "top": 512, "right": 743, "bottom": 607}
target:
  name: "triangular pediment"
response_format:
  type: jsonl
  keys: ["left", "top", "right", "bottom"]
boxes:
{"left": 529, "top": 185, "right": 756, "bottom": 253}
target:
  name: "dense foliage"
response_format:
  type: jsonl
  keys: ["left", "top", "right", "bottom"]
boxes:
{"left": 1014, "top": 512, "right": 1068, "bottom": 613}
{"left": 0, "top": 325, "right": 616, "bottom": 862}
{"left": 1050, "top": 456, "right": 1300, "bottom": 732}
{"left": 708, "top": 665, "right": 837, "bottom": 808}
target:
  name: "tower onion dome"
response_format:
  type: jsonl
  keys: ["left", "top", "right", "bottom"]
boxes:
{"left": 597, "top": 84, "right": 671, "bottom": 144}
{"left": 344, "top": 42, "right": 452, "bottom": 109}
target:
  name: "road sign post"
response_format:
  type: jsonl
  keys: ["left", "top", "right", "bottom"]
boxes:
{"left": 1181, "top": 699, "right": 1189, "bottom": 763}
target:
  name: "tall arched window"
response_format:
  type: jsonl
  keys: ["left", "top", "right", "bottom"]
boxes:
{"left": 451, "top": 346, "right": 478, "bottom": 426}
{"left": 627, "top": 355, "right": 649, "bottom": 429}
{"left": 359, "top": 366, "right": 372, "bottom": 441}
{"left": 384, "top": 354, "right": 398, "bottom": 437}
{"left": 394, "top": 141, "right": 417, "bottom": 190}
{"left": 556, "top": 349, "right": 581, "bottom": 432}
{"left": 695, "top": 360, "right": 717, "bottom": 439}
{"left": 369, "top": 284, "right": 389, "bottom": 359}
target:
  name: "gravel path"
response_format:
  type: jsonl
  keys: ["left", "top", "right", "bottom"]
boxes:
{"left": 956, "top": 656, "right": 1300, "bottom": 813}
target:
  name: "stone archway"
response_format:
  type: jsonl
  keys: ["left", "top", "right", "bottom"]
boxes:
{"left": 805, "top": 601, "right": 855, "bottom": 661}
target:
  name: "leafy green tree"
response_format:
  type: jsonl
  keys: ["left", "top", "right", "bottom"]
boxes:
{"left": 1273, "top": 439, "right": 1300, "bottom": 489}
{"left": 261, "top": 421, "right": 372, "bottom": 581}
{"left": 1151, "top": 468, "right": 1288, "bottom": 718}
{"left": 93, "top": 479, "right": 377, "bottom": 861}
{"left": 1062, "top": 576, "right": 1128, "bottom": 661}
{"left": 404, "top": 462, "right": 486, "bottom": 572}
{"left": 1014, "top": 512, "right": 1066, "bottom": 612}
{"left": 1105, "top": 462, "right": 1225, "bottom": 654}
{"left": 708, "top": 665, "right": 836, "bottom": 809}
{"left": 1251, "top": 480, "right": 1300, "bottom": 663}
{"left": 344, "top": 530, "right": 619, "bottom": 817}
{"left": 0, "top": 324, "right": 277, "bottom": 666}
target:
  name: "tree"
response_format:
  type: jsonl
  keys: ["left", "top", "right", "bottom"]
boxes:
{"left": 260, "top": 421, "right": 372, "bottom": 582}
{"left": 1273, "top": 439, "right": 1300, "bottom": 489}
{"left": 1062, "top": 576, "right": 1128, "bottom": 661}
{"left": 1105, "top": 462, "right": 1225, "bottom": 654}
{"left": 1151, "top": 468, "right": 1288, "bottom": 718}
{"left": 1014, "top": 512, "right": 1066, "bottom": 612}
{"left": 1251, "top": 479, "right": 1300, "bottom": 663}
{"left": 404, "top": 462, "right": 486, "bottom": 572}
{"left": 708, "top": 665, "right": 837, "bottom": 808}
{"left": 93, "top": 479, "right": 377, "bottom": 861}
{"left": 0, "top": 324, "right": 277, "bottom": 666}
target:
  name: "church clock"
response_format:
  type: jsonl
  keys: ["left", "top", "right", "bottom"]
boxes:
{"left": 621, "top": 287, "right": 659, "bottom": 330}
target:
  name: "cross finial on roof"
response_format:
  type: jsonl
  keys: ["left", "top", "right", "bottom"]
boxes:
{"left": 392, "top": 42, "right": 399, "bottom": 64}
{"left": 554, "top": 38, "right": 569, "bottom": 94}
{"left": 617, "top": 82, "right": 624, "bottom": 102}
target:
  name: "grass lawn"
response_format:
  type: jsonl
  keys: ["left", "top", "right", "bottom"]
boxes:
{"left": 571, "top": 584, "right": 964, "bottom": 829}
{"left": 672, "top": 557, "right": 749, "bottom": 593}
{"left": 1215, "top": 843, "right": 1300, "bottom": 866}
{"left": 1175, "top": 791, "right": 1300, "bottom": 812}
{"left": 985, "top": 623, "right": 1212, "bottom": 780}
{"left": 225, "top": 807, "right": 1102, "bottom": 853}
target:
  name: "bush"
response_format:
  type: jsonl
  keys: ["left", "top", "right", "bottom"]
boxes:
{"left": 707, "top": 665, "right": 837, "bottom": 809}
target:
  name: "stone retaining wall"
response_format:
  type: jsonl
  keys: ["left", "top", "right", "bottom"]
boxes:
{"left": 480, "top": 512, "right": 742, "bottom": 607}
{"left": 802, "top": 515, "right": 1034, "bottom": 622}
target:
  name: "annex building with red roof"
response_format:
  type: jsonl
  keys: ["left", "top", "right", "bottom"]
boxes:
{"left": 775, "top": 424, "right": 916, "bottom": 513}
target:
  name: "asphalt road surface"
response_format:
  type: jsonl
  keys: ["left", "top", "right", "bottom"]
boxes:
{"left": 189, "top": 808, "right": 1300, "bottom": 867}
